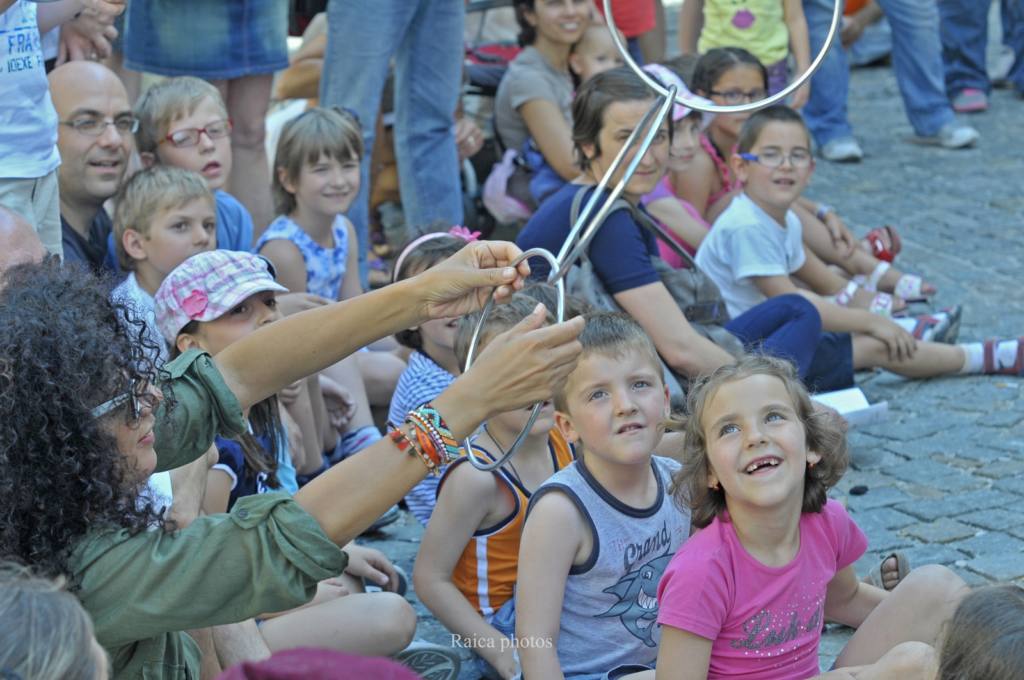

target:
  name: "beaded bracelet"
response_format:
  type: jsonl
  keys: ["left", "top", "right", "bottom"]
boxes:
{"left": 388, "top": 426, "right": 439, "bottom": 476}
{"left": 407, "top": 403, "right": 462, "bottom": 464}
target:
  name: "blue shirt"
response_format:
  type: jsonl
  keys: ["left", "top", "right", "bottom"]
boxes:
{"left": 516, "top": 183, "right": 660, "bottom": 294}
{"left": 213, "top": 429, "right": 298, "bottom": 510}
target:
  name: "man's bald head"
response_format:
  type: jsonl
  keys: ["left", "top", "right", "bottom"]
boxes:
{"left": 49, "top": 62, "right": 135, "bottom": 214}
{"left": 0, "top": 207, "right": 46, "bottom": 275}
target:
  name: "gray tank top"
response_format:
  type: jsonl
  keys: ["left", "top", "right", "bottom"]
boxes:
{"left": 528, "top": 456, "right": 690, "bottom": 678}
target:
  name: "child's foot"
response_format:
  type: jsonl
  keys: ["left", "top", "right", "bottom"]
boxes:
{"left": 856, "top": 261, "right": 936, "bottom": 302}
{"left": 395, "top": 640, "right": 462, "bottom": 680}
{"left": 864, "top": 552, "right": 910, "bottom": 591}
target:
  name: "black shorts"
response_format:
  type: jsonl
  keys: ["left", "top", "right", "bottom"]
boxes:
{"left": 805, "top": 332, "right": 855, "bottom": 392}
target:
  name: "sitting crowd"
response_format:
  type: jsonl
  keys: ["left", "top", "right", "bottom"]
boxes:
{"left": 1, "top": 1, "right": 1023, "bottom": 679}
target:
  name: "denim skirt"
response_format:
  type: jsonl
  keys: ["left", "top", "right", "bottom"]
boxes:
{"left": 123, "top": 0, "right": 289, "bottom": 80}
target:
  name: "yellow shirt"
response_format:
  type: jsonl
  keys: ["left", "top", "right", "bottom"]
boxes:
{"left": 698, "top": 0, "right": 790, "bottom": 66}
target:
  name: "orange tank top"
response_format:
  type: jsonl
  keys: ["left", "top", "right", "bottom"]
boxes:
{"left": 442, "top": 430, "right": 575, "bottom": 620}
{"left": 845, "top": 0, "right": 868, "bottom": 15}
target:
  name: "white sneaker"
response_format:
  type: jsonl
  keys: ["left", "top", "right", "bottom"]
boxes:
{"left": 395, "top": 640, "right": 462, "bottom": 680}
{"left": 914, "top": 121, "right": 980, "bottom": 149}
{"left": 820, "top": 137, "right": 864, "bottom": 162}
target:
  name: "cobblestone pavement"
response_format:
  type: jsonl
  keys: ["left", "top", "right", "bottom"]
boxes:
{"left": 365, "top": 12, "right": 1024, "bottom": 676}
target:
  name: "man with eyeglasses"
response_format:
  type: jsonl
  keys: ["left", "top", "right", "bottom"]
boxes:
{"left": 49, "top": 60, "right": 134, "bottom": 274}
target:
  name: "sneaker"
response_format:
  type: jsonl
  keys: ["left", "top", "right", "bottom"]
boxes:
{"left": 933, "top": 305, "right": 963, "bottom": 344}
{"left": 395, "top": 640, "right": 462, "bottom": 680}
{"left": 914, "top": 121, "right": 980, "bottom": 149}
{"left": 820, "top": 136, "right": 864, "bottom": 163}
{"left": 364, "top": 564, "right": 409, "bottom": 597}
{"left": 951, "top": 88, "right": 988, "bottom": 113}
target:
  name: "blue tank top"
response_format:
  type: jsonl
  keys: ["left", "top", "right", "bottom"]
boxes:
{"left": 256, "top": 214, "right": 350, "bottom": 299}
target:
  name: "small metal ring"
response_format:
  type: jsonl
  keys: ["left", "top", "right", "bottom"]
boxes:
{"left": 461, "top": 248, "right": 566, "bottom": 472}
{"left": 602, "top": 0, "right": 842, "bottom": 114}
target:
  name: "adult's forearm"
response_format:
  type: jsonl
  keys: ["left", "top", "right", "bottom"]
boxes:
{"left": 215, "top": 280, "right": 423, "bottom": 412}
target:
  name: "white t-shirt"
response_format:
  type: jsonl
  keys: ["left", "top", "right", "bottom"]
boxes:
{"left": 0, "top": 1, "right": 60, "bottom": 178}
{"left": 696, "top": 192, "right": 806, "bottom": 318}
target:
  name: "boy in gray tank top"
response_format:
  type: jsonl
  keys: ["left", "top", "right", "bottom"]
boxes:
{"left": 517, "top": 314, "right": 692, "bottom": 680}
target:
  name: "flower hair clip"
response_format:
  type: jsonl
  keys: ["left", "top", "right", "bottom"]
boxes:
{"left": 448, "top": 225, "right": 481, "bottom": 242}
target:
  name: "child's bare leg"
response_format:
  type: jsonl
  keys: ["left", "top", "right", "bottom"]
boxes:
{"left": 259, "top": 592, "right": 416, "bottom": 657}
{"left": 852, "top": 335, "right": 965, "bottom": 378}
{"left": 356, "top": 350, "right": 406, "bottom": 408}
{"left": 819, "top": 642, "right": 937, "bottom": 679}
{"left": 834, "top": 566, "right": 967, "bottom": 669}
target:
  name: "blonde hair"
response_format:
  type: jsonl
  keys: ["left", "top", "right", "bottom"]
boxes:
{"left": 0, "top": 562, "right": 102, "bottom": 680}
{"left": 672, "top": 355, "right": 848, "bottom": 528}
{"left": 113, "top": 166, "right": 215, "bottom": 271}
{"left": 272, "top": 107, "right": 364, "bottom": 215}
{"left": 134, "top": 76, "right": 228, "bottom": 155}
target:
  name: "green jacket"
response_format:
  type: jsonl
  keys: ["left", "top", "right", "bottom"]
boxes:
{"left": 72, "top": 350, "right": 347, "bottom": 679}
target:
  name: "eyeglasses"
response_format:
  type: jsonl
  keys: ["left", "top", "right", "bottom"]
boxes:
{"left": 162, "top": 119, "right": 233, "bottom": 148}
{"left": 60, "top": 115, "right": 139, "bottom": 137}
{"left": 739, "top": 149, "right": 812, "bottom": 169}
{"left": 709, "top": 88, "right": 768, "bottom": 104}
{"left": 90, "top": 379, "right": 159, "bottom": 421}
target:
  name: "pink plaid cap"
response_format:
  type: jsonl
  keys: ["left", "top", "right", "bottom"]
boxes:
{"left": 154, "top": 249, "right": 289, "bottom": 343}
{"left": 642, "top": 63, "right": 715, "bottom": 129}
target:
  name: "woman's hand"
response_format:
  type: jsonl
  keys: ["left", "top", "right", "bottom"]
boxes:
{"left": 344, "top": 545, "right": 400, "bottom": 592}
{"left": 455, "top": 117, "right": 485, "bottom": 160}
{"left": 448, "top": 303, "right": 584, "bottom": 421}
{"left": 414, "top": 241, "right": 532, "bottom": 320}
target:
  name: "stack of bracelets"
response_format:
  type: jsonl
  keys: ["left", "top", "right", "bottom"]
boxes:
{"left": 388, "top": 403, "right": 463, "bottom": 476}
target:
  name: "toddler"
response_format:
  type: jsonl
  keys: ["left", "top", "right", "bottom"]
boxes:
{"left": 516, "top": 313, "right": 689, "bottom": 679}
{"left": 134, "top": 76, "right": 255, "bottom": 251}
{"left": 569, "top": 22, "right": 626, "bottom": 85}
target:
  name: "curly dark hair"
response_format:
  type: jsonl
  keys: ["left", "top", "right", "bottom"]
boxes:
{"left": 0, "top": 260, "right": 167, "bottom": 580}
{"left": 671, "top": 355, "right": 848, "bottom": 528}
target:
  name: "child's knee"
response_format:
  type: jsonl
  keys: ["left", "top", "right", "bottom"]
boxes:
{"left": 373, "top": 592, "right": 417, "bottom": 650}
{"left": 881, "top": 641, "right": 937, "bottom": 678}
{"left": 894, "top": 565, "right": 968, "bottom": 613}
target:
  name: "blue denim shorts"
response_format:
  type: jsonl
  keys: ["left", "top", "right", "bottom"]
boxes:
{"left": 806, "top": 332, "right": 855, "bottom": 393}
{"left": 124, "top": 0, "right": 288, "bottom": 80}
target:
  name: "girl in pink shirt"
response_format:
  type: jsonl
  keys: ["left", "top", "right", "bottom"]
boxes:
{"left": 651, "top": 356, "right": 967, "bottom": 680}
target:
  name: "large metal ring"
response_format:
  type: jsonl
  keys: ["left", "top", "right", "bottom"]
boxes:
{"left": 461, "top": 248, "right": 566, "bottom": 472}
{"left": 603, "top": 0, "right": 842, "bottom": 114}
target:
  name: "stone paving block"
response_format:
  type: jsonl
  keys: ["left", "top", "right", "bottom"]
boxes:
{"left": 902, "top": 544, "right": 971, "bottom": 568}
{"left": 993, "top": 476, "right": 1024, "bottom": 497}
{"left": 850, "top": 507, "right": 918, "bottom": 531}
{"left": 958, "top": 508, "right": 1024, "bottom": 532}
{"left": 894, "top": 490, "right": 1019, "bottom": 521}
{"left": 903, "top": 518, "right": 978, "bottom": 544}
{"left": 950, "top": 531, "right": 1024, "bottom": 558}
{"left": 846, "top": 485, "right": 912, "bottom": 511}
{"left": 966, "top": 553, "right": 1024, "bottom": 582}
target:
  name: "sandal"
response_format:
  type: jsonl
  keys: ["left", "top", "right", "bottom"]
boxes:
{"left": 864, "top": 551, "right": 911, "bottom": 591}
{"left": 854, "top": 262, "right": 934, "bottom": 303}
{"left": 864, "top": 225, "right": 902, "bottom": 263}
{"left": 832, "top": 280, "right": 899, "bottom": 318}
{"left": 983, "top": 336, "right": 1024, "bottom": 375}
{"left": 898, "top": 306, "right": 961, "bottom": 343}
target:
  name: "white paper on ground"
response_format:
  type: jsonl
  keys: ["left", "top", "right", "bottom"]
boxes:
{"left": 812, "top": 387, "right": 888, "bottom": 428}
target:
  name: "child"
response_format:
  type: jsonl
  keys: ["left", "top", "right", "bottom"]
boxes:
{"left": 655, "top": 356, "right": 967, "bottom": 679}
{"left": 258, "top": 107, "right": 404, "bottom": 464}
{"left": 111, "top": 165, "right": 216, "bottom": 364}
{"left": 387, "top": 230, "right": 478, "bottom": 524}
{"left": 678, "top": 0, "right": 811, "bottom": 105}
{"left": 639, "top": 62, "right": 715, "bottom": 268}
{"left": 698, "top": 105, "right": 1024, "bottom": 382}
{"left": 414, "top": 295, "right": 576, "bottom": 680}
{"left": 134, "top": 76, "right": 255, "bottom": 251}
{"left": 153, "top": 250, "right": 460, "bottom": 674}
{"left": 569, "top": 22, "right": 627, "bottom": 85}
{"left": 516, "top": 312, "right": 690, "bottom": 679}
{"left": 934, "top": 584, "right": 1024, "bottom": 680}
{"left": 679, "top": 48, "right": 934, "bottom": 312}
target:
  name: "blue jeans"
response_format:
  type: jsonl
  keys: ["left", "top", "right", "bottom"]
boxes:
{"left": 725, "top": 294, "right": 823, "bottom": 379}
{"left": 320, "top": 0, "right": 465, "bottom": 287}
{"left": 941, "top": 0, "right": 1024, "bottom": 94}
{"left": 804, "top": 0, "right": 954, "bottom": 141}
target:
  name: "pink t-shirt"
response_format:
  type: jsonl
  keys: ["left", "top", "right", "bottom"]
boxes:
{"left": 641, "top": 176, "right": 709, "bottom": 269}
{"left": 657, "top": 500, "right": 867, "bottom": 679}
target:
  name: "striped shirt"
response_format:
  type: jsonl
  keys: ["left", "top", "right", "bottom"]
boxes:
{"left": 387, "top": 351, "right": 457, "bottom": 524}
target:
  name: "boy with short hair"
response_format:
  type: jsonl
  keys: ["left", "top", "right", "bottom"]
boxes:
{"left": 414, "top": 294, "right": 576, "bottom": 680}
{"left": 134, "top": 76, "right": 255, "bottom": 250}
{"left": 516, "top": 312, "right": 691, "bottom": 679}
{"left": 111, "top": 165, "right": 216, "bottom": 362}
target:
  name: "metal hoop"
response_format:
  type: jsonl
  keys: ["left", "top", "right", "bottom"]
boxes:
{"left": 462, "top": 248, "right": 566, "bottom": 471}
{"left": 602, "top": 0, "right": 843, "bottom": 114}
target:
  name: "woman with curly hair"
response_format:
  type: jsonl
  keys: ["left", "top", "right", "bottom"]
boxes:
{"left": 0, "top": 241, "right": 584, "bottom": 680}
